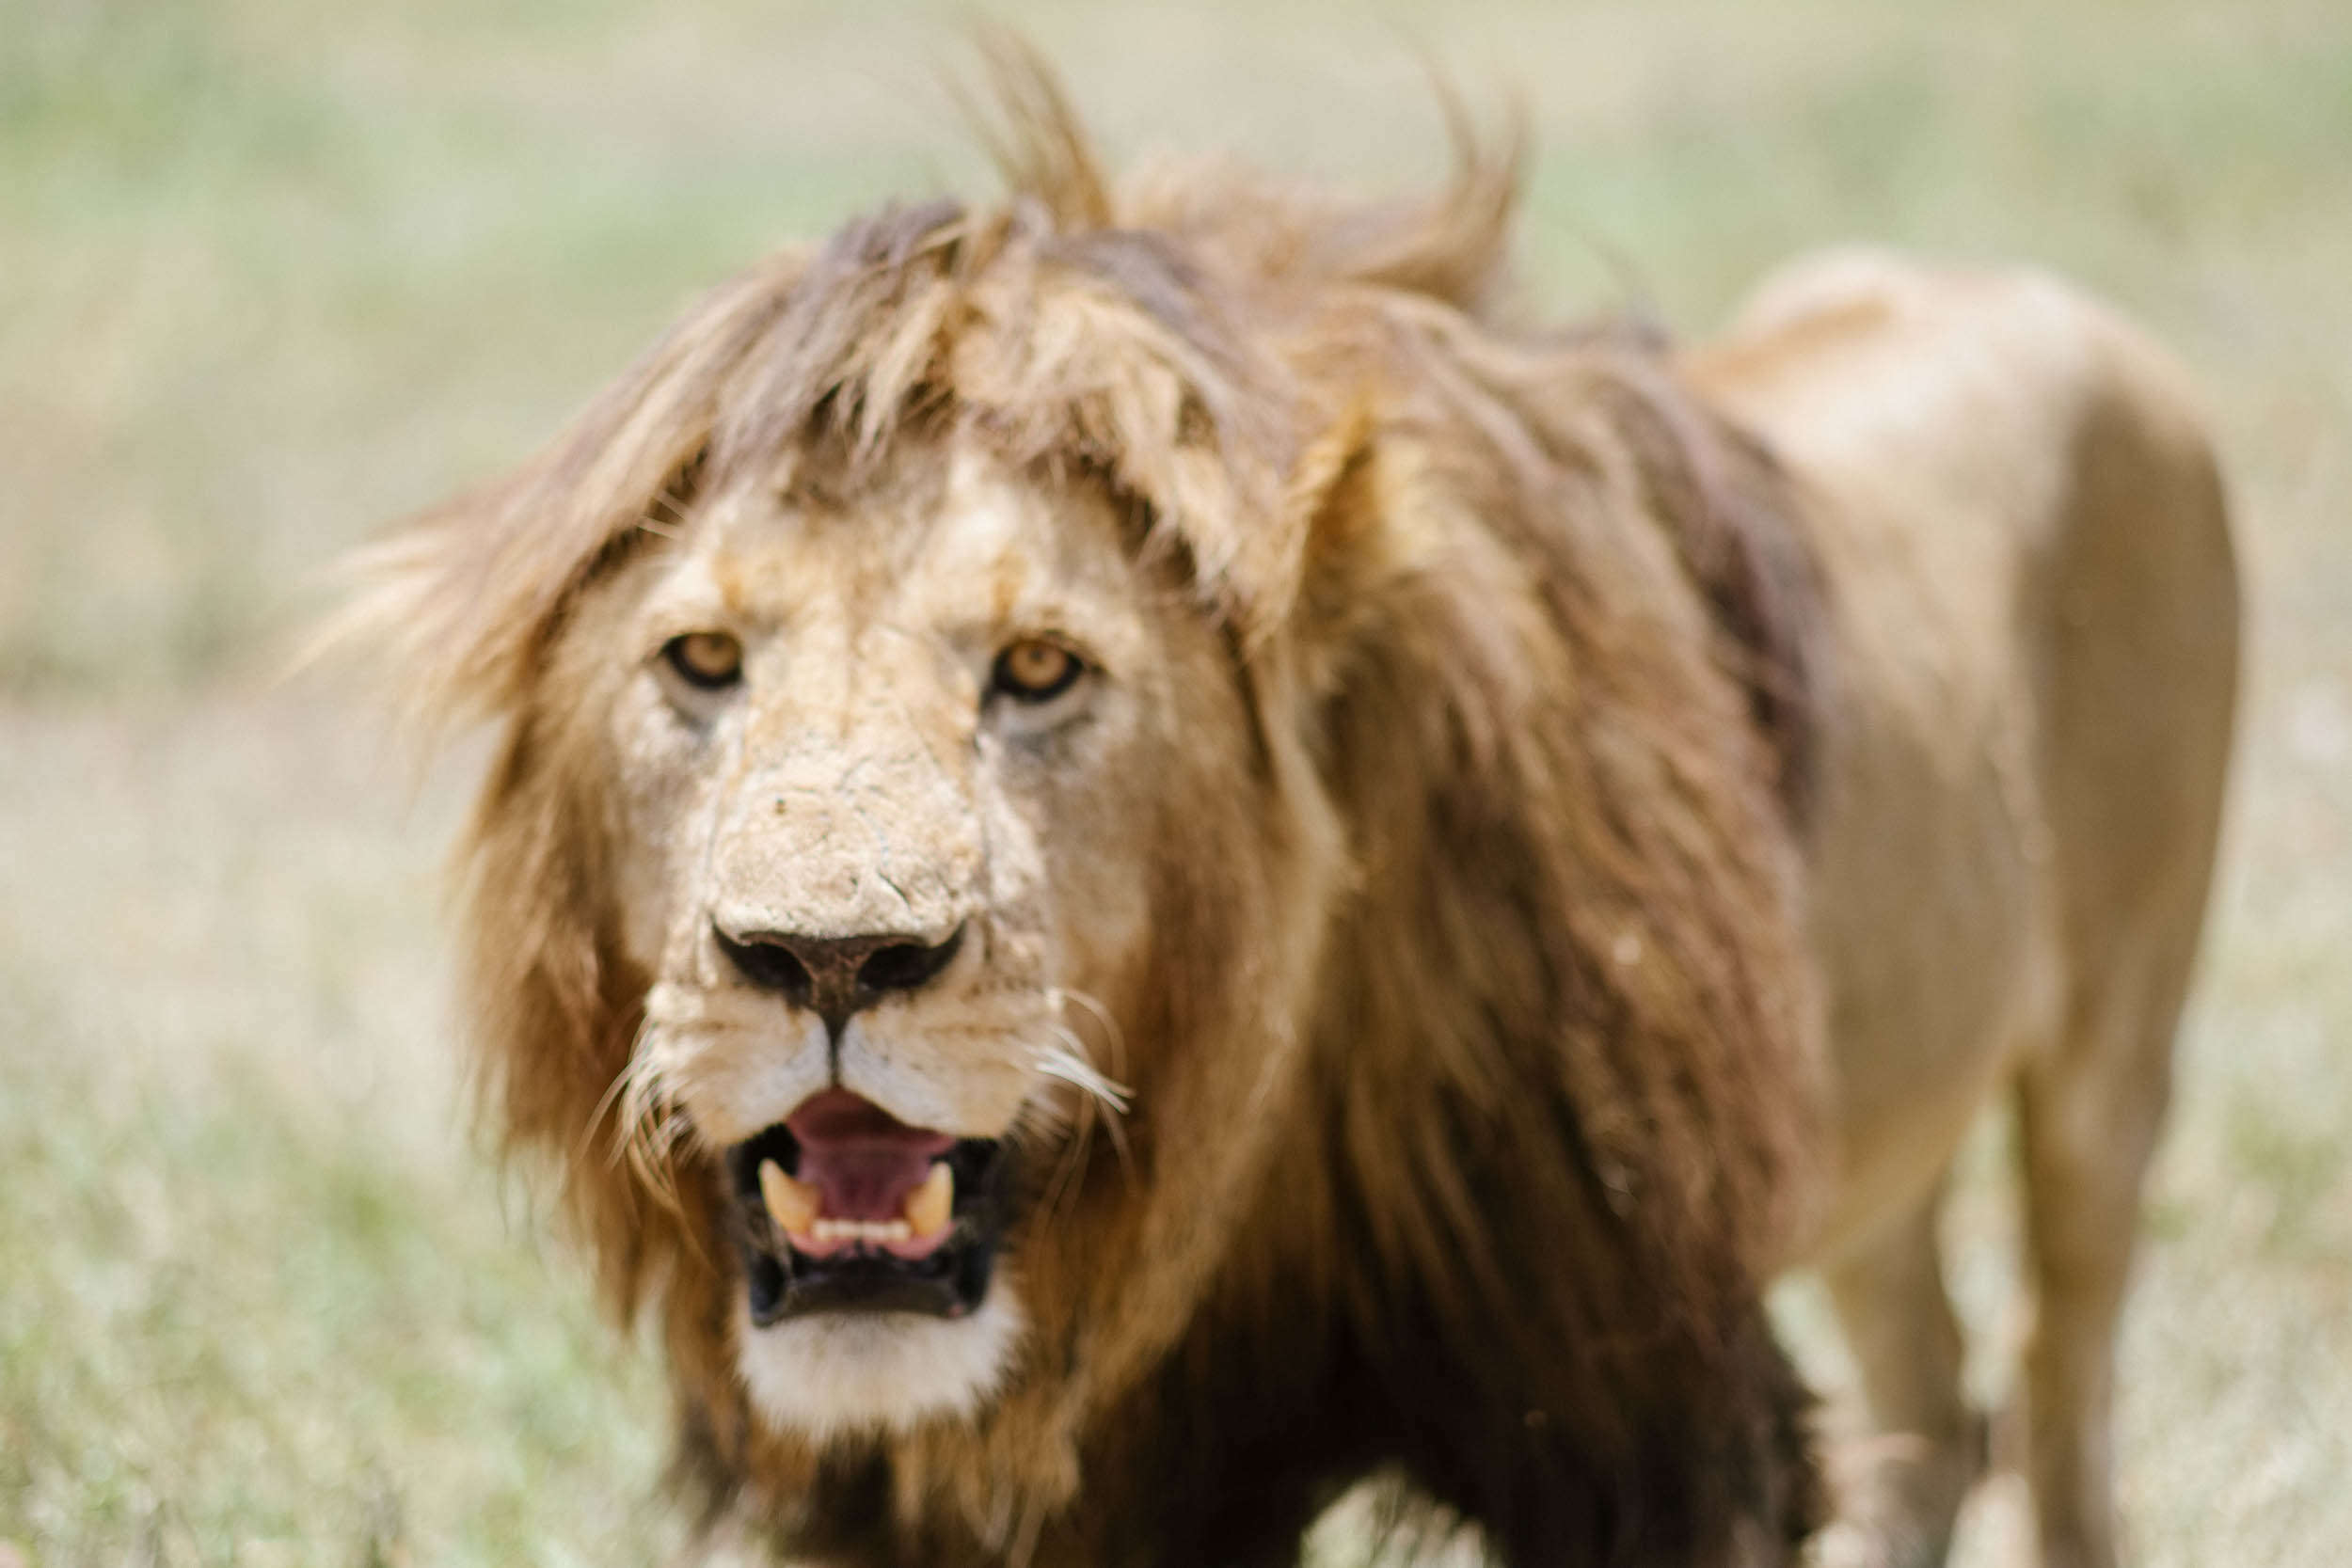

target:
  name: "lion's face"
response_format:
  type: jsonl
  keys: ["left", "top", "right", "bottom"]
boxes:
{"left": 573, "top": 438, "right": 1267, "bottom": 1439}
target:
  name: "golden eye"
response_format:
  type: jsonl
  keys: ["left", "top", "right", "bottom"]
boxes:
{"left": 992, "top": 639, "right": 1083, "bottom": 703}
{"left": 662, "top": 631, "right": 742, "bottom": 690}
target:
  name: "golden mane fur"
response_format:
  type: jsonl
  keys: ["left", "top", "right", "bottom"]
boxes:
{"left": 356, "top": 48, "right": 1852, "bottom": 1568}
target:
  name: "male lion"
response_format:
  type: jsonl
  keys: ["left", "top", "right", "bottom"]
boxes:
{"left": 353, "top": 60, "right": 2233, "bottom": 1568}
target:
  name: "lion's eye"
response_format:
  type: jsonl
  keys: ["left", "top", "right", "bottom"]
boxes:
{"left": 663, "top": 631, "right": 743, "bottom": 690}
{"left": 992, "top": 639, "right": 1083, "bottom": 703}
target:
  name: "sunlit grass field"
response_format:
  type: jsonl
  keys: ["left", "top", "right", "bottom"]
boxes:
{"left": 4, "top": 1, "right": 2348, "bottom": 1562}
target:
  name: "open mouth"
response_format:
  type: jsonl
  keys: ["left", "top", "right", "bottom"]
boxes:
{"left": 723, "top": 1090, "right": 1009, "bottom": 1325}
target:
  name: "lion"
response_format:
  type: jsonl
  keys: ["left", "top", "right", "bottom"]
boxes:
{"left": 348, "top": 55, "right": 2234, "bottom": 1568}
{"left": 1682, "top": 245, "right": 2237, "bottom": 1568}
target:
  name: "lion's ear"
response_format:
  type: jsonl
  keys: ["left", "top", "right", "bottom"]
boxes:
{"left": 1282, "top": 399, "right": 1395, "bottom": 702}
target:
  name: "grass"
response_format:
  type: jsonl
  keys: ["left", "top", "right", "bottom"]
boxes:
{"left": 3, "top": 0, "right": 2348, "bottom": 1562}
{"left": 0, "top": 705, "right": 676, "bottom": 1565}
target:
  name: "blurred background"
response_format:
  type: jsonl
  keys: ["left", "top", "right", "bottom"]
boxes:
{"left": 3, "top": 0, "right": 2346, "bottom": 1562}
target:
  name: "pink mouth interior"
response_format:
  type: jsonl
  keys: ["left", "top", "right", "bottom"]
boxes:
{"left": 782, "top": 1090, "right": 956, "bottom": 1258}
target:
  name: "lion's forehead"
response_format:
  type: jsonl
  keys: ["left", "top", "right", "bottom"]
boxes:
{"left": 665, "top": 446, "right": 1144, "bottom": 653}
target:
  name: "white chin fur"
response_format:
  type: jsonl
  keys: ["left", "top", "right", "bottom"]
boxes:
{"left": 737, "top": 1286, "right": 1026, "bottom": 1444}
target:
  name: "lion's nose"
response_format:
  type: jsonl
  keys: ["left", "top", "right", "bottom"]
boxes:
{"left": 714, "top": 922, "right": 967, "bottom": 1037}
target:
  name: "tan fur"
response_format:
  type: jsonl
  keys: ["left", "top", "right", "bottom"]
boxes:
{"left": 1687, "top": 248, "right": 2238, "bottom": 1568}
{"left": 349, "top": 54, "right": 2231, "bottom": 1568}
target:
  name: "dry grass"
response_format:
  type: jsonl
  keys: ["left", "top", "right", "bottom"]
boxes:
{"left": 3, "top": 1, "right": 2347, "bottom": 1562}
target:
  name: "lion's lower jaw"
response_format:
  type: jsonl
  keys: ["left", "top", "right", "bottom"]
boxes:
{"left": 735, "top": 1286, "right": 1028, "bottom": 1446}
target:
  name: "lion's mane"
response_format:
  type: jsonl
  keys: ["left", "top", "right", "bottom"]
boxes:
{"left": 359, "top": 53, "right": 1826, "bottom": 1568}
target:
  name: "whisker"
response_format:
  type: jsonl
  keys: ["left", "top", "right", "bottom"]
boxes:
{"left": 1022, "top": 1022, "right": 1127, "bottom": 1229}
{"left": 1037, "top": 1022, "right": 1133, "bottom": 1179}
{"left": 578, "top": 1021, "right": 649, "bottom": 1170}
{"left": 1036, "top": 1073, "right": 1094, "bottom": 1227}
{"left": 571, "top": 1015, "right": 659, "bottom": 1185}
{"left": 608, "top": 1024, "right": 692, "bottom": 1217}
{"left": 1036, "top": 1037, "right": 1131, "bottom": 1116}
{"left": 1052, "top": 987, "right": 1129, "bottom": 1085}
{"left": 1033, "top": 1126, "right": 1088, "bottom": 1234}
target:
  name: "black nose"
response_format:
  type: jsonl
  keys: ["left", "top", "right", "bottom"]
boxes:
{"left": 715, "top": 923, "right": 966, "bottom": 1037}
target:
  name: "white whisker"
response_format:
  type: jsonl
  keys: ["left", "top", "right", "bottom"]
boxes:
{"left": 1030, "top": 1023, "right": 1134, "bottom": 1225}
{"left": 578, "top": 1020, "right": 649, "bottom": 1169}
{"left": 603, "top": 1020, "right": 693, "bottom": 1216}
{"left": 1051, "top": 987, "right": 1129, "bottom": 1085}
{"left": 1034, "top": 1037, "right": 1131, "bottom": 1117}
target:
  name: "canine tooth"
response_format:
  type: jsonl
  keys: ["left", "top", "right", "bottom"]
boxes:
{"left": 759, "top": 1158, "right": 819, "bottom": 1237}
{"left": 904, "top": 1162, "right": 955, "bottom": 1239}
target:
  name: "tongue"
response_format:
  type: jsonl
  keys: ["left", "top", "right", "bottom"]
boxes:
{"left": 786, "top": 1090, "right": 955, "bottom": 1223}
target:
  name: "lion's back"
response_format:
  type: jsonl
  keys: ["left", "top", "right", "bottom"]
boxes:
{"left": 1682, "top": 251, "right": 2238, "bottom": 1255}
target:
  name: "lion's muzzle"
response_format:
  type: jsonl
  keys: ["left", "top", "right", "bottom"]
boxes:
{"left": 724, "top": 1089, "right": 1011, "bottom": 1325}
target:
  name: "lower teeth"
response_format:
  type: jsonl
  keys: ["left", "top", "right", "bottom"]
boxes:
{"left": 812, "top": 1216, "right": 913, "bottom": 1243}
{"left": 753, "top": 1154, "right": 961, "bottom": 1247}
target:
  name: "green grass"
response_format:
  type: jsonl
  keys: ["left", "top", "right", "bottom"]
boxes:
{"left": 4, "top": 0, "right": 2349, "bottom": 1562}
{"left": 0, "top": 706, "right": 675, "bottom": 1565}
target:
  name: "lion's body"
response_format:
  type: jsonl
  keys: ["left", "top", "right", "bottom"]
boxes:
{"left": 1688, "top": 252, "right": 2237, "bottom": 1568}
{"left": 355, "top": 62, "right": 2233, "bottom": 1568}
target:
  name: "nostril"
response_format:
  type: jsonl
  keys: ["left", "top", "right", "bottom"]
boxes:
{"left": 856, "top": 925, "right": 965, "bottom": 995}
{"left": 716, "top": 922, "right": 966, "bottom": 1026}
{"left": 717, "top": 928, "right": 815, "bottom": 1002}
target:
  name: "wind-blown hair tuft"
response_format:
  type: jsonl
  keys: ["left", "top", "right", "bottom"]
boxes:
{"left": 344, "top": 39, "right": 1551, "bottom": 735}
